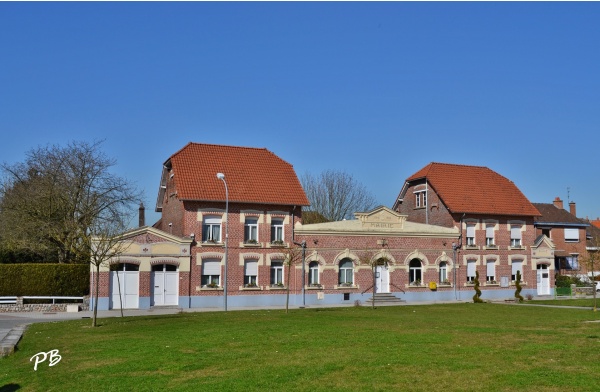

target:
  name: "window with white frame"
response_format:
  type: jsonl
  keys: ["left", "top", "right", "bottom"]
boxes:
{"left": 511, "top": 260, "right": 523, "bottom": 282}
{"left": 244, "top": 218, "right": 258, "bottom": 243}
{"left": 467, "top": 260, "right": 476, "bottom": 282}
{"left": 415, "top": 190, "right": 427, "bottom": 208}
{"left": 486, "top": 260, "right": 496, "bottom": 282}
{"left": 510, "top": 225, "right": 522, "bottom": 247}
{"left": 270, "top": 260, "right": 284, "bottom": 286}
{"left": 564, "top": 228, "right": 580, "bottom": 242}
{"left": 308, "top": 261, "right": 319, "bottom": 285}
{"left": 409, "top": 259, "right": 422, "bottom": 284}
{"left": 271, "top": 218, "right": 284, "bottom": 243}
{"left": 202, "top": 215, "right": 222, "bottom": 243}
{"left": 201, "top": 260, "right": 221, "bottom": 287}
{"left": 466, "top": 224, "right": 476, "bottom": 246}
{"left": 244, "top": 260, "right": 258, "bottom": 287}
{"left": 439, "top": 262, "right": 448, "bottom": 283}
{"left": 338, "top": 259, "right": 354, "bottom": 285}
{"left": 486, "top": 224, "right": 495, "bottom": 246}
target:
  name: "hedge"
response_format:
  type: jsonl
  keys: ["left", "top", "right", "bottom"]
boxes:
{"left": 0, "top": 264, "right": 89, "bottom": 296}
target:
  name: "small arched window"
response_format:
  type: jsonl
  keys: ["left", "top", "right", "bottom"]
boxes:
{"left": 338, "top": 259, "right": 354, "bottom": 285}
{"left": 409, "top": 259, "right": 422, "bottom": 284}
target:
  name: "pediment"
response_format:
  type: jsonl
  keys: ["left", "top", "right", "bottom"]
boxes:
{"left": 531, "top": 234, "right": 555, "bottom": 259}
{"left": 354, "top": 206, "right": 407, "bottom": 230}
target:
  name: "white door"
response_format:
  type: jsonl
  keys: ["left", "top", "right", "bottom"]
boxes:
{"left": 537, "top": 265, "right": 550, "bottom": 296}
{"left": 110, "top": 264, "right": 139, "bottom": 309}
{"left": 375, "top": 265, "right": 389, "bottom": 293}
{"left": 152, "top": 264, "right": 179, "bottom": 306}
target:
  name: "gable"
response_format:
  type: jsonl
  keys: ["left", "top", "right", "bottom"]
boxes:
{"left": 354, "top": 206, "right": 407, "bottom": 229}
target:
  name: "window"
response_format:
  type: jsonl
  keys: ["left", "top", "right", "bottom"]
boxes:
{"left": 270, "top": 260, "right": 284, "bottom": 286}
{"left": 309, "top": 261, "right": 319, "bottom": 285}
{"left": 201, "top": 260, "right": 221, "bottom": 287}
{"left": 415, "top": 190, "right": 427, "bottom": 208}
{"left": 244, "top": 218, "right": 258, "bottom": 243}
{"left": 271, "top": 218, "right": 284, "bottom": 243}
{"left": 409, "top": 259, "right": 422, "bottom": 284}
{"left": 511, "top": 260, "right": 523, "bottom": 282}
{"left": 244, "top": 260, "right": 258, "bottom": 287}
{"left": 510, "top": 225, "right": 522, "bottom": 247}
{"left": 110, "top": 263, "right": 139, "bottom": 272}
{"left": 486, "top": 260, "right": 496, "bottom": 282}
{"left": 467, "top": 260, "right": 476, "bottom": 282}
{"left": 564, "top": 228, "right": 579, "bottom": 242}
{"left": 466, "top": 224, "right": 476, "bottom": 246}
{"left": 338, "top": 259, "right": 354, "bottom": 285}
{"left": 202, "top": 216, "right": 222, "bottom": 243}
{"left": 566, "top": 255, "right": 579, "bottom": 270}
{"left": 439, "top": 262, "right": 448, "bottom": 283}
{"left": 486, "top": 224, "right": 495, "bottom": 246}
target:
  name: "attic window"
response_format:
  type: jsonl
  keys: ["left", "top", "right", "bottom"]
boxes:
{"left": 414, "top": 190, "right": 427, "bottom": 209}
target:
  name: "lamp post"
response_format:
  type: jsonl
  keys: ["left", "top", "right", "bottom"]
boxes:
{"left": 216, "top": 173, "right": 229, "bottom": 312}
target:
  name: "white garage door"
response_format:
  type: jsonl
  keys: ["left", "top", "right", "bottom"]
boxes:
{"left": 110, "top": 263, "right": 139, "bottom": 309}
{"left": 152, "top": 264, "right": 179, "bottom": 306}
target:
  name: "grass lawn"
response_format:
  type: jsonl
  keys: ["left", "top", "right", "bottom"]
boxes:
{"left": 530, "top": 297, "right": 600, "bottom": 308}
{"left": 2, "top": 303, "right": 600, "bottom": 391}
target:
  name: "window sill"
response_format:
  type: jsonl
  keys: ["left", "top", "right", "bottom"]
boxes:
{"left": 510, "top": 246, "right": 525, "bottom": 250}
{"left": 306, "top": 285, "right": 323, "bottom": 290}
{"left": 335, "top": 285, "right": 357, "bottom": 290}
{"left": 267, "top": 242, "right": 289, "bottom": 249}
{"left": 267, "top": 285, "right": 287, "bottom": 291}
{"left": 484, "top": 283, "right": 499, "bottom": 286}
{"left": 437, "top": 283, "right": 453, "bottom": 288}
{"left": 202, "top": 242, "right": 224, "bottom": 247}
{"left": 465, "top": 245, "right": 479, "bottom": 250}
{"left": 240, "top": 286, "right": 262, "bottom": 291}
{"left": 484, "top": 245, "right": 498, "bottom": 250}
{"left": 241, "top": 242, "right": 262, "bottom": 248}
{"left": 198, "top": 286, "right": 223, "bottom": 291}
{"left": 510, "top": 282, "right": 528, "bottom": 286}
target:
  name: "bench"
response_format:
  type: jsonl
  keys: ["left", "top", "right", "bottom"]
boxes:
{"left": 0, "top": 296, "right": 17, "bottom": 305}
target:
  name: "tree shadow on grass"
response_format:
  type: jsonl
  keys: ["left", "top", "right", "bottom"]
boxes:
{"left": 0, "top": 384, "right": 21, "bottom": 392}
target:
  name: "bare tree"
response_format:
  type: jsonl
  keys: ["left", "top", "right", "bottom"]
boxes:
{"left": 300, "top": 170, "right": 377, "bottom": 224}
{"left": 580, "top": 232, "right": 600, "bottom": 312}
{"left": 0, "top": 140, "right": 142, "bottom": 263}
{"left": 88, "top": 218, "right": 134, "bottom": 326}
{"left": 283, "top": 245, "right": 302, "bottom": 314}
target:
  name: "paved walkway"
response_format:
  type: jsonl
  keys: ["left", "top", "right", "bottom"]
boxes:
{"left": 1, "top": 297, "right": 597, "bottom": 357}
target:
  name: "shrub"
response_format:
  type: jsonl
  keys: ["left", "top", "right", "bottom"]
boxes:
{"left": 472, "top": 271, "right": 483, "bottom": 303}
{"left": 0, "top": 264, "right": 89, "bottom": 296}
{"left": 514, "top": 270, "right": 524, "bottom": 303}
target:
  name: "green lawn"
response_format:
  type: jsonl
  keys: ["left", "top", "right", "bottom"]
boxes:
{"left": 2, "top": 304, "right": 600, "bottom": 391}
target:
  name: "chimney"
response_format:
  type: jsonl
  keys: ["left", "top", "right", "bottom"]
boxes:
{"left": 139, "top": 202, "right": 145, "bottom": 227}
{"left": 553, "top": 197, "right": 563, "bottom": 210}
{"left": 569, "top": 201, "right": 576, "bottom": 217}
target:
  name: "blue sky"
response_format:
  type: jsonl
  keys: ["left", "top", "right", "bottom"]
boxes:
{"left": 1, "top": 2, "right": 599, "bottom": 226}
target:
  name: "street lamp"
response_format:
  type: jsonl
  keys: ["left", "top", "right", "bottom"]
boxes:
{"left": 216, "top": 172, "right": 229, "bottom": 311}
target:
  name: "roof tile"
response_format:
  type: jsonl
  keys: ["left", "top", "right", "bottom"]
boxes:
{"left": 406, "top": 162, "right": 540, "bottom": 216}
{"left": 167, "top": 143, "right": 309, "bottom": 206}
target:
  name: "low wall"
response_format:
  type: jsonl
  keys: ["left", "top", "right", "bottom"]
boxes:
{"left": 0, "top": 296, "right": 90, "bottom": 313}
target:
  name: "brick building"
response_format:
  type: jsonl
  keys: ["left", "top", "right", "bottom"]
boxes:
{"left": 91, "top": 142, "right": 310, "bottom": 310}
{"left": 392, "top": 163, "right": 552, "bottom": 298}
{"left": 533, "top": 198, "right": 590, "bottom": 276}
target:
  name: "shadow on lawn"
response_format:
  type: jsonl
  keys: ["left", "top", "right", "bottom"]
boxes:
{"left": 0, "top": 383, "right": 21, "bottom": 392}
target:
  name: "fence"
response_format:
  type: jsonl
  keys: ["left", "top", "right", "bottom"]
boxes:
{"left": 0, "top": 296, "right": 89, "bottom": 312}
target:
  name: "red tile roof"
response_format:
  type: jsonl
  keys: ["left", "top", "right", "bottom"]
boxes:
{"left": 404, "top": 162, "right": 540, "bottom": 216}
{"left": 165, "top": 143, "right": 309, "bottom": 206}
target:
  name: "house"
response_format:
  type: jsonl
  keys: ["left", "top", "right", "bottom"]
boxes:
{"left": 294, "top": 206, "right": 460, "bottom": 303}
{"left": 91, "top": 142, "right": 310, "bottom": 310}
{"left": 532, "top": 198, "right": 589, "bottom": 276}
{"left": 392, "top": 163, "right": 551, "bottom": 298}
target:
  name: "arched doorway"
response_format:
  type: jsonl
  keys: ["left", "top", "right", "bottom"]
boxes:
{"left": 152, "top": 264, "right": 179, "bottom": 306}
{"left": 110, "top": 263, "right": 139, "bottom": 309}
{"left": 375, "top": 258, "right": 389, "bottom": 293}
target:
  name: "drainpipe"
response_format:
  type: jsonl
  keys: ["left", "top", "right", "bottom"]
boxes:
{"left": 425, "top": 181, "right": 429, "bottom": 225}
{"left": 189, "top": 234, "right": 195, "bottom": 309}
